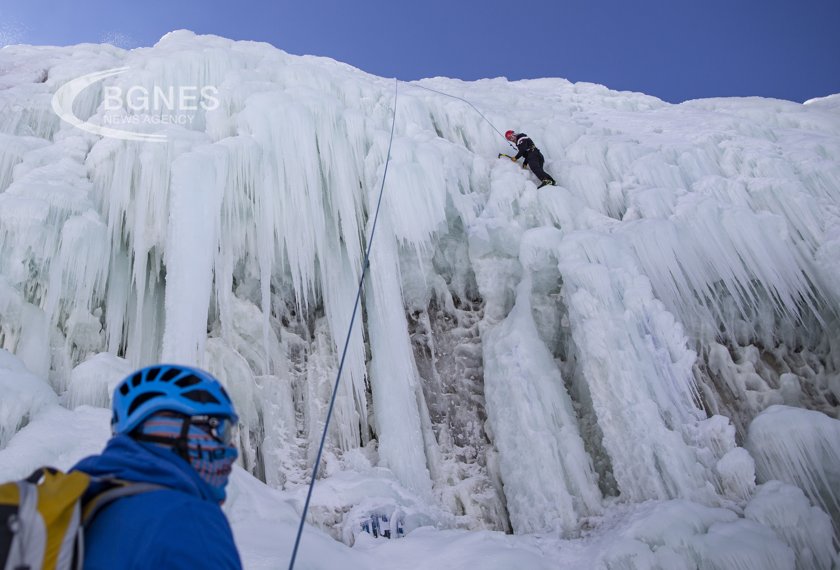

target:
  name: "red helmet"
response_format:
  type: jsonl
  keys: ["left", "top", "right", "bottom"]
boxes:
{"left": 505, "top": 130, "right": 515, "bottom": 141}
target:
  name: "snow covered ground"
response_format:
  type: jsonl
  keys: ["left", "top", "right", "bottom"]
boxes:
{"left": 1, "top": 31, "right": 839, "bottom": 568}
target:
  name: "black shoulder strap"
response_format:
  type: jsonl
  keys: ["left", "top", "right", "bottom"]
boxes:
{"left": 24, "top": 466, "right": 59, "bottom": 483}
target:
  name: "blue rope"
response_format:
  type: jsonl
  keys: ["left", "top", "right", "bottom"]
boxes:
{"left": 287, "top": 77, "right": 399, "bottom": 570}
{"left": 403, "top": 81, "right": 517, "bottom": 150}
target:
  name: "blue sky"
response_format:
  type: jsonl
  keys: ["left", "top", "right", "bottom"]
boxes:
{"left": 2, "top": 0, "right": 839, "bottom": 103}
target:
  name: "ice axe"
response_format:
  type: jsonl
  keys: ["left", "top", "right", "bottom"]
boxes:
{"left": 498, "top": 153, "right": 527, "bottom": 169}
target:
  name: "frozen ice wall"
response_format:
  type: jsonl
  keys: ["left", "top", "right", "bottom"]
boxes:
{"left": 1, "top": 30, "right": 839, "bottom": 543}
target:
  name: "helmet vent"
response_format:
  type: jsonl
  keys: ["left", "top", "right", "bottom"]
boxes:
{"left": 119, "top": 383, "right": 130, "bottom": 396}
{"left": 130, "top": 372, "right": 143, "bottom": 388}
{"left": 127, "top": 391, "right": 165, "bottom": 416}
{"left": 174, "top": 374, "right": 202, "bottom": 388}
{"left": 182, "top": 389, "right": 220, "bottom": 404}
{"left": 160, "top": 368, "right": 181, "bottom": 382}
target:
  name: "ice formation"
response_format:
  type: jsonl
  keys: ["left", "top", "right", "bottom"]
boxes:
{"left": 745, "top": 480, "right": 837, "bottom": 570}
{"left": 597, "top": 500, "right": 797, "bottom": 570}
{"left": 64, "top": 351, "right": 131, "bottom": 409}
{"left": 1, "top": 30, "right": 840, "bottom": 566}
{"left": 747, "top": 405, "right": 840, "bottom": 544}
{"left": 0, "top": 348, "right": 57, "bottom": 448}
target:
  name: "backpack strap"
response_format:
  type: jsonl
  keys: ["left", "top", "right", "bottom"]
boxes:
{"left": 64, "top": 479, "right": 165, "bottom": 570}
{"left": 81, "top": 480, "right": 166, "bottom": 526}
{"left": 24, "top": 466, "right": 58, "bottom": 483}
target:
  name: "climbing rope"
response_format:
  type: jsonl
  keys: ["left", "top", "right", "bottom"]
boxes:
{"left": 287, "top": 77, "right": 399, "bottom": 570}
{"left": 403, "top": 81, "right": 517, "bottom": 150}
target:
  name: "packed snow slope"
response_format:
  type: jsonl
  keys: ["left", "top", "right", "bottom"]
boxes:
{"left": 1, "top": 31, "right": 840, "bottom": 568}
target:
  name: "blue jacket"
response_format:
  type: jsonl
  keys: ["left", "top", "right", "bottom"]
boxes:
{"left": 73, "top": 434, "right": 242, "bottom": 570}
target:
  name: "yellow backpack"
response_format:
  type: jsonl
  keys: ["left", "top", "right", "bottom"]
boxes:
{"left": 0, "top": 468, "right": 160, "bottom": 570}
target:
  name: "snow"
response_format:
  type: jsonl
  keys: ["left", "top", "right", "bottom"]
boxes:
{"left": 1, "top": 29, "right": 840, "bottom": 568}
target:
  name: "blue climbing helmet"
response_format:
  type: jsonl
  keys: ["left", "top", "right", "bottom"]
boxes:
{"left": 111, "top": 364, "right": 238, "bottom": 435}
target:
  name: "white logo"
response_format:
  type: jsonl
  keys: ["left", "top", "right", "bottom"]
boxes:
{"left": 51, "top": 67, "right": 220, "bottom": 143}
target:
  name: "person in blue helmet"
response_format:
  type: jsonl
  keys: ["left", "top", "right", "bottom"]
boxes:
{"left": 72, "top": 364, "right": 243, "bottom": 570}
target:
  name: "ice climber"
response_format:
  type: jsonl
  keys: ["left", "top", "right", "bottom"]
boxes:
{"left": 72, "top": 364, "right": 243, "bottom": 569}
{"left": 505, "top": 130, "right": 556, "bottom": 188}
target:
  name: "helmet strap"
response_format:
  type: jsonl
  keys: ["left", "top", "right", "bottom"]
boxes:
{"left": 174, "top": 415, "right": 192, "bottom": 460}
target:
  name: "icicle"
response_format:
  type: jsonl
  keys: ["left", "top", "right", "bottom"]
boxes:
{"left": 617, "top": 194, "right": 827, "bottom": 346}
{"left": 484, "top": 272, "right": 602, "bottom": 534}
{"left": 160, "top": 143, "right": 227, "bottom": 365}
{"left": 366, "top": 213, "right": 433, "bottom": 498}
{"left": 556, "top": 230, "right": 716, "bottom": 504}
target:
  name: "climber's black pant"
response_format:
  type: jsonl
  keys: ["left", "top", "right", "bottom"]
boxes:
{"left": 525, "top": 149, "right": 555, "bottom": 184}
